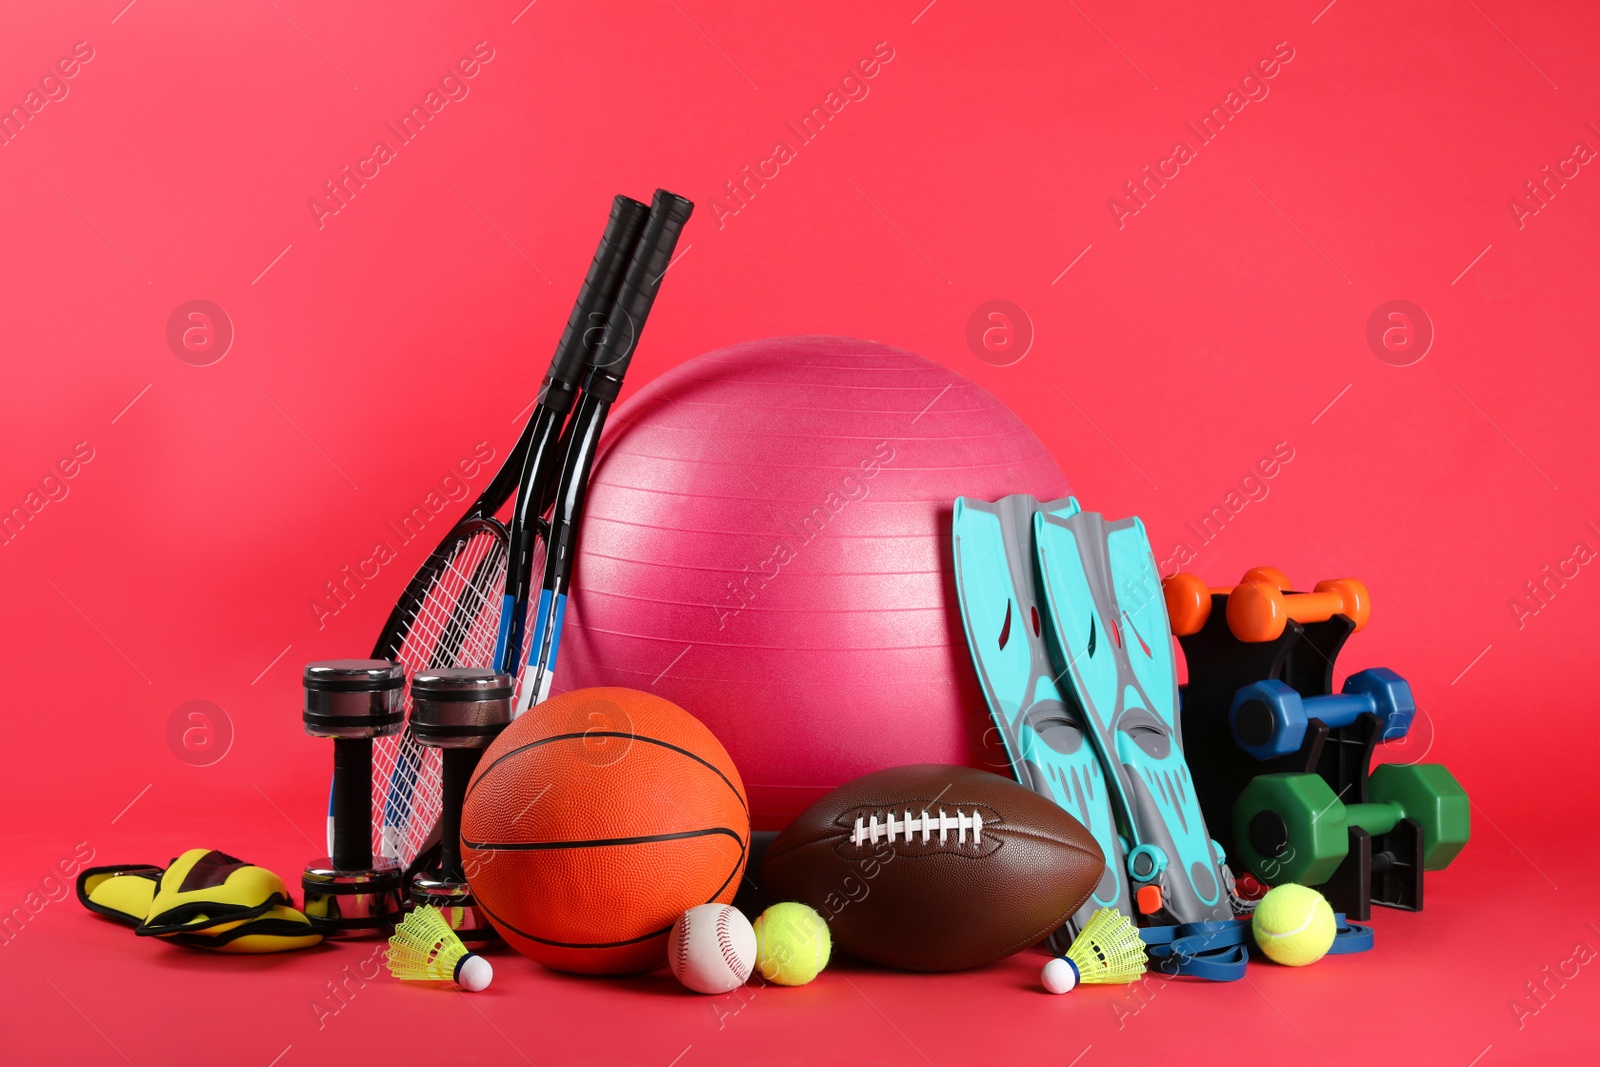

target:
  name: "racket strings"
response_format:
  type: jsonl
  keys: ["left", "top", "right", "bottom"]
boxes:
{"left": 370, "top": 529, "right": 510, "bottom": 864}
{"left": 394, "top": 546, "right": 502, "bottom": 659}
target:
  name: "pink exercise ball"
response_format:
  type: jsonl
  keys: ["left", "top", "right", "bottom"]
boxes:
{"left": 554, "top": 336, "right": 1069, "bottom": 830}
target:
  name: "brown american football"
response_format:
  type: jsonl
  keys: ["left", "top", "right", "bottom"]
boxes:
{"left": 762, "top": 764, "right": 1104, "bottom": 972}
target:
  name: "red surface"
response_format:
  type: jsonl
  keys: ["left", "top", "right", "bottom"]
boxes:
{"left": 3, "top": 0, "right": 1598, "bottom": 1063}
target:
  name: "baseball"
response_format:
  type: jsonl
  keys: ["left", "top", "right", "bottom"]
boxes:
{"left": 668, "top": 903, "right": 756, "bottom": 994}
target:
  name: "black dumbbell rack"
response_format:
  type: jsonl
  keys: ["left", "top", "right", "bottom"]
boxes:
{"left": 1175, "top": 593, "right": 1421, "bottom": 920}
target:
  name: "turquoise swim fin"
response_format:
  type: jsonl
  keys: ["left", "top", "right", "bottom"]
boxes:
{"left": 952, "top": 495, "right": 1131, "bottom": 931}
{"left": 1034, "top": 509, "right": 1237, "bottom": 924}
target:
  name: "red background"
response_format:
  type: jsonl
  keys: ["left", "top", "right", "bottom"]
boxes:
{"left": 4, "top": 1, "right": 1598, "bottom": 1063}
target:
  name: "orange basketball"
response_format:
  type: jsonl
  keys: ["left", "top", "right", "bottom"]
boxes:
{"left": 461, "top": 687, "right": 750, "bottom": 974}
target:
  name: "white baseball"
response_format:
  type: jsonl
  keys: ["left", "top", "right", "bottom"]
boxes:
{"left": 669, "top": 904, "right": 756, "bottom": 994}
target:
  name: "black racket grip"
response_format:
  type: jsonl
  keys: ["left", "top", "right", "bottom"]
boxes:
{"left": 583, "top": 189, "right": 694, "bottom": 401}
{"left": 541, "top": 194, "right": 651, "bottom": 397}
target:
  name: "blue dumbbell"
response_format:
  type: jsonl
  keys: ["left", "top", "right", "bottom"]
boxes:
{"left": 1229, "top": 667, "right": 1415, "bottom": 761}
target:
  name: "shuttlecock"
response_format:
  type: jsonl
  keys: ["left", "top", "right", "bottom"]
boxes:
{"left": 1041, "top": 908, "right": 1147, "bottom": 994}
{"left": 386, "top": 906, "right": 493, "bottom": 991}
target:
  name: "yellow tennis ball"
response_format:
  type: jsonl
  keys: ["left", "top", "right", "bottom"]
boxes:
{"left": 752, "top": 903, "right": 830, "bottom": 986}
{"left": 1252, "top": 884, "right": 1336, "bottom": 966}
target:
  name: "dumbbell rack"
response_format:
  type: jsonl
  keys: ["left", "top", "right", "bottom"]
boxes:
{"left": 1175, "top": 594, "right": 1422, "bottom": 920}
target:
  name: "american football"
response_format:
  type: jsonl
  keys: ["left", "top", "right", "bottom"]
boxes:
{"left": 761, "top": 764, "right": 1104, "bottom": 972}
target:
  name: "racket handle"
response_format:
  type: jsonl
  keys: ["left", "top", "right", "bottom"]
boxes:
{"left": 583, "top": 190, "right": 694, "bottom": 401}
{"left": 542, "top": 194, "right": 652, "bottom": 400}
{"left": 331, "top": 737, "right": 374, "bottom": 871}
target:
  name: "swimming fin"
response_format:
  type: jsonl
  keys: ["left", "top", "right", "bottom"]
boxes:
{"left": 1034, "top": 509, "right": 1237, "bottom": 924}
{"left": 952, "top": 495, "right": 1131, "bottom": 932}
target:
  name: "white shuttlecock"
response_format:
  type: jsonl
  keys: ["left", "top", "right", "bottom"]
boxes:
{"left": 669, "top": 903, "right": 756, "bottom": 994}
{"left": 387, "top": 906, "right": 493, "bottom": 992}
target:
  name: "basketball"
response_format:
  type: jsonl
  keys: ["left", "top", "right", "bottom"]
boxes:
{"left": 460, "top": 687, "right": 750, "bottom": 975}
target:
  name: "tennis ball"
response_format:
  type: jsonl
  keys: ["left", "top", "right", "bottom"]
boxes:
{"left": 1252, "top": 884, "right": 1336, "bottom": 966}
{"left": 752, "top": 903, "right": 830, "bottom": 986}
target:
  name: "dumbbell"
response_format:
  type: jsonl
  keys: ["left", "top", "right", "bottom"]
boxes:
{"left": 408, "top": 668, "right": 513, "bottom": 947}
{"left": 1227, "top": 576, "right": 1370, "bottom": 643}
{"left": 1230, "top": 667, "right": 1415, "bottom": 760}
{"left": 1233, "top": 764, "right": 1470, "bottom": 888}
{"left": 1163, "top": 567, "right": 1291, "bottom": 636}
{"left": 301, "top": 659, "right": 407, "bottom": 938}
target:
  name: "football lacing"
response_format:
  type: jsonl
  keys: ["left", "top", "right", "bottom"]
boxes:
{"left": 850, "top": 808, "right": 983, "bottom": 847}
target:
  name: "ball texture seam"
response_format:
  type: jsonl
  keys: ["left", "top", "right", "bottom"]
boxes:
{"left": 475, "top": 895, "right": 677, "bottom": 950}
{"left": 715, "top": 908, "right": 749, "bottom": 982}
{"left": 673, "top": 912, "right": 693, "bottom": 977}
{"left": 463, "top": 826, "right": 746, "bottom": 851}
{"left": 464, "top": 731, "right": 748, "bottom": 814}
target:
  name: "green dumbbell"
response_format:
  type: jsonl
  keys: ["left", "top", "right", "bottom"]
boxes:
{"left": 1233, "top": 764, "right": 1470, "bottom": 887}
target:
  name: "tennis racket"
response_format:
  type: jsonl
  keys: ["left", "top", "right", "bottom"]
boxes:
{"left": 329, "top": 195, "right": 651, "bottom": 869}
{"left": 515, "top": 189, "right": 695, "bottom": 716}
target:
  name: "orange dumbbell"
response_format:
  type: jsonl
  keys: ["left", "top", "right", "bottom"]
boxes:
{"left": 1163, "top": 567, "right": 1291, "bottom": 636}
{"left": 1226, "top": 576, "right": 1370, "bottom": 642}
